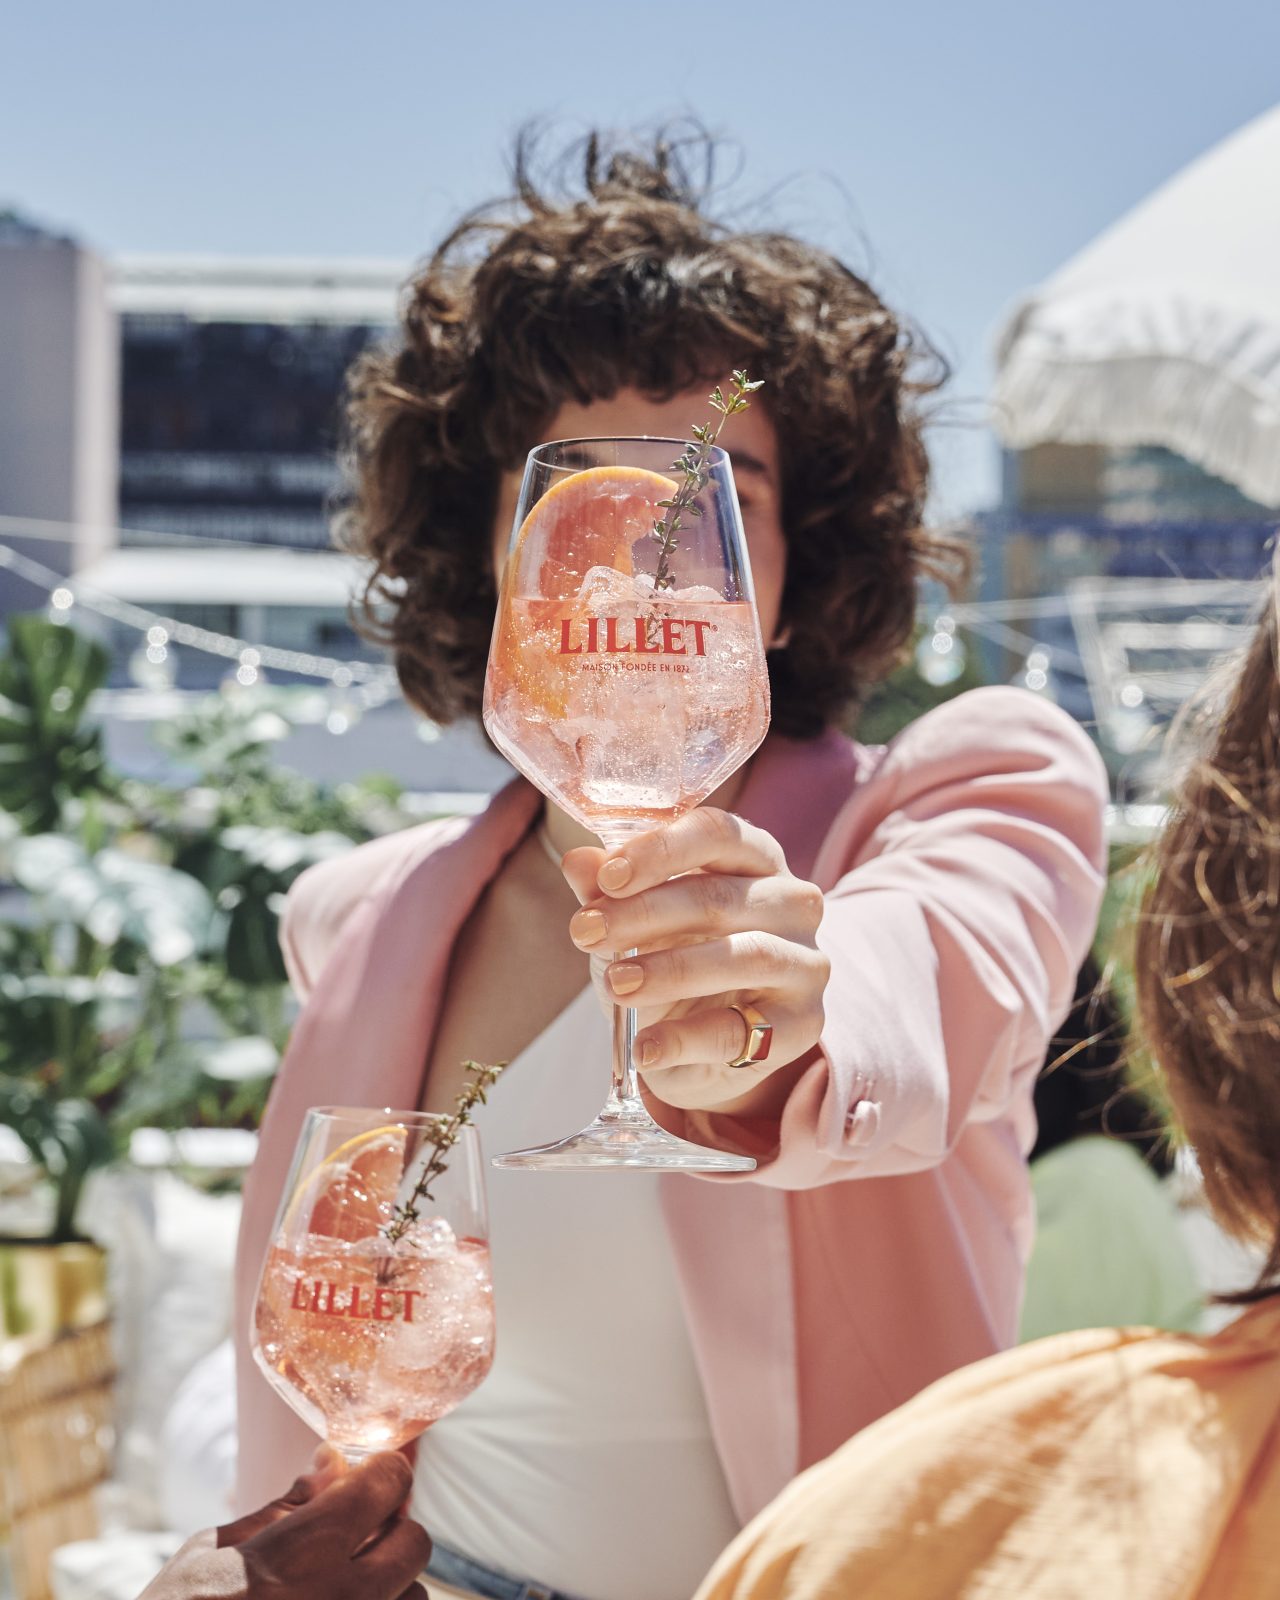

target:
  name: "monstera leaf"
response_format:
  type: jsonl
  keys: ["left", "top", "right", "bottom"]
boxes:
{"left": 0, "top": 1077, "right": 115, "bottom": 1242}
{"left": 0, "top": 971, "right": 142, "bottom": 1082}
{"left": 203, "top": 825, "right": 354, "bottom": 984}
{"left": 6, "top": 833, "right": 215, "bottom": 967}
{"left": 152, "top": 693, "right": 290, "bottom": 775}
{"left": 0, "top": 617, "right": 110, "bottom": 833}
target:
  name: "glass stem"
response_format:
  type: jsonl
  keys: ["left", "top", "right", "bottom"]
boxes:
{"left": 609, "top": 954, "right": 643, "bottom": 1114}
{"left": 597, "top": 821, "right": 651, "bottom": 1121}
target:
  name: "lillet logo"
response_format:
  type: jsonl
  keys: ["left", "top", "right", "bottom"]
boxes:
{"left": 557, "top": 616, "right": 716, "bottom": 657}
{"left": 291, "top": 1277, "right": 423, "bottom": 1323}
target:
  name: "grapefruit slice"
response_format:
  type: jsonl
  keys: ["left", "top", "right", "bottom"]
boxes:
{"left": 490, "top": 465, "right": 677, "bottom": 719}
{"left": 512, "top": 464, "right": 678, "bottom": 600}
{"left": 285, "top": 1124, "right": 407, "bottom": 1243}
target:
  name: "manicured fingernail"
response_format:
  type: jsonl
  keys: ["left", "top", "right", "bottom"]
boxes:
{"left": 598, "top": 856, "right": 633, "bottom": 892}
{"left": 638, "top": 1038, "right": 660, "bottom": 1069}
{"left": 570, "top": 908, "right": 607, "bottom": 947}
{"left": 609, "top": 962, "right": 644, "bottom": 996}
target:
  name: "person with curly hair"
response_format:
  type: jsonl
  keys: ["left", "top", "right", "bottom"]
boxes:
{"left": 691, "top": 580, "right": 1280, "bottom": 1600}
{"left": 233, "top": 129, "right": 1108, "bottom": 1600}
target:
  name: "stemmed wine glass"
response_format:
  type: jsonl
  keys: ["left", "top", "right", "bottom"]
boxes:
{"left": 483, "top": 434, "right": 770, "bottom": 1170}
{"left": 251, "top": 1107, "right": 494, "bottom": 1461}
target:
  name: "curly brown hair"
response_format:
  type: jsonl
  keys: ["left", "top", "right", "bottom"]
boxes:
{"left": 339, "top": 128, "right": 969, "bottom": 739}
{"left": 1135, "top": 582, "right": 1280, "bottom": 1301}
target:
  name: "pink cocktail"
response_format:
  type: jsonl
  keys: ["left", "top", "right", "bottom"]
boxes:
{"left": 482, "top": 436, "right": 770, "bottom": 1172}
{"left": 251, "top": 1109, "right": 494, "bottom": 1461}
{"left": 488, "top": 584, "right": 768, "bottom": 834}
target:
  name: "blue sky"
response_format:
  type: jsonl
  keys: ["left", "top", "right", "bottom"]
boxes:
{"left": 6, "top": 0, "right": 1278, "bottom": 513}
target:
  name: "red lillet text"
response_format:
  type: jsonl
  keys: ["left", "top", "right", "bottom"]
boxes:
{"left": 558, "top": 616, "right": 714, "bottom": 657}
{"left": 290, "top": 1277, "right": 422, "bottom": 1323}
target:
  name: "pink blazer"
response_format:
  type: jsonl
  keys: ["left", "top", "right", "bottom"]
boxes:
{"left": 234, "top": 687, "right": 1108, "bottom": 1522}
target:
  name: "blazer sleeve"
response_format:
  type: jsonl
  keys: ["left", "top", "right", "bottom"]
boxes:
{"left": 661, "top": 687, "right": 1109, "bottom": 1189}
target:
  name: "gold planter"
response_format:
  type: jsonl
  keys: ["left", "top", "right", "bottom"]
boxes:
{"left": 0, "top": 1239, "right": 108, "bottom": 1341}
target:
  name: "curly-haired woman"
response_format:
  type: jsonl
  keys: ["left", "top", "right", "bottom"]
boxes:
{"left": 233, "top": 131, "right": 1107, "bottom": 1600}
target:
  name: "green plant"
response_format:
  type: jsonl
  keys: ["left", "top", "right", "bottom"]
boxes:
{"left": 0, "top": 1079, "right": 113, "bottom": 1244}
{"left": 0, "top": 614, "right": 414, "bottom": 1232}
{"left": 0, "top": 617, "right": 111, "bottom": 831}
{"left": 651, "top": 370, "right": 763, "bottom": 590}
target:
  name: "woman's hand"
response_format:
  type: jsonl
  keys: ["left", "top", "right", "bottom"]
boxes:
{"left": 561, "top": 808, "right": 830, "bottom": 1112}
{"left": 141, "top": 1450, "right": 430, "bottom": 1600}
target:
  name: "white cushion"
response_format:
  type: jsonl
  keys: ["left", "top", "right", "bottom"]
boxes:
{"left": 159, "top": 1340, "right": 238, "bottom": 1535}
{"left": 49, "top": 1533, "right": 181, "bottom": 1600}
{"left": 93, "top": 1170, "right": 243, "bottom": 1527}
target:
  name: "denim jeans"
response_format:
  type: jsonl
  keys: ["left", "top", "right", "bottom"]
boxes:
{"left": 425, "top": 1539, "right": 594, "bottom": 1600}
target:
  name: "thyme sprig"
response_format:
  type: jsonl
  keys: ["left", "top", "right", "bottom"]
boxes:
{"left": 380, "top": 1060, "right": 505, "bottom": 1250}
{"left": 651, "top": 370, "right": 764, "bottom": 592}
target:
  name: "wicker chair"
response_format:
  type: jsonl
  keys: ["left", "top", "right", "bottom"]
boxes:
{"left": 0, "top": 1323, "right": 115, "bottom": 1600}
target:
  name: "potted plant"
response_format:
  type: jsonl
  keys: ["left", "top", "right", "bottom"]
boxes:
{"left": 0, "top": 617, "right": 405, "bottom": 1335}
{"left": 0, "top": 1074, "right": 114, "bottom": 1337}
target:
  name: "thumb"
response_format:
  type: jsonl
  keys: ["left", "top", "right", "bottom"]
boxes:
{"left": 216, "top": 1450, "right": 346, "bottom": 1548}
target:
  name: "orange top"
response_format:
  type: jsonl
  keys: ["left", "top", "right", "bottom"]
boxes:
{"left": 694, "top": 1299, "right": 1280, "bottom": 1600}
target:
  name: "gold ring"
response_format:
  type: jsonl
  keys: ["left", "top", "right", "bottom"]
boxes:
{"left": 726, "top": 1002, "right": 774, "bottom": 1069}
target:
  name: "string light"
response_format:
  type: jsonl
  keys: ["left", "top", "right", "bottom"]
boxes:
{"left": 915, "top": 615, "right": 968, "bottom": 687}
{"left": 1019, "top": 648, "right": 1055, "bottom": 698}
{"left": 4, "top": 534, "right": 1258, "bottom": 750}
{"left": 0, "top": 541, "right": 399, "bottom": 698}
{"left": 325, "top": 697, "right": 362, "bottom": 736}
{"left": 130, "top": 644, "right": 177, "bottom": 691}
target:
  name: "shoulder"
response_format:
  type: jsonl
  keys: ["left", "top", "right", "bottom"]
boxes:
{"left": 856, "top": 687, "right": 1109, "bottom": 845}
{"left": 876, "top": 687, "right": 1108, "bottom": 797}
{"left": 700, "top": 1317, "right": 1225, "bottom": 1598}
{"left": 815, "top": 688, "right": 1109, "bottom": 885}
{"left": 281, "top": 815, "right": 471, "bottom": 996}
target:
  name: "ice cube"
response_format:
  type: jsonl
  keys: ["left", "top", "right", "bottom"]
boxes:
{"left": 405, "top": 1216, "right": 457, "bottom": 1257}
{"left": 575, "top": 565, "right": 637, "bottom": 605}
{"left": 664, "top": 581, "right": 724, "bottom": 604}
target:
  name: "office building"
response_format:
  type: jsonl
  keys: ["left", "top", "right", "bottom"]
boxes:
{"left": 110, "top": 256, "right": 402, "bottom": 549}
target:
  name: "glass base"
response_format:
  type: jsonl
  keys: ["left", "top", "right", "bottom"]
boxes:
{"left": 492, "top": 1101, "right": 756, "bottom": 1172}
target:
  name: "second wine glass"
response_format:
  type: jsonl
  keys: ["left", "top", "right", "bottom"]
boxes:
{"left": 252, "top": 1107, "right": 495, "bottom": 1461}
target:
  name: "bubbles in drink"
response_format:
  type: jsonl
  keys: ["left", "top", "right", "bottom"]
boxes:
{"left": 485, "top": 567, "right": 769, "bottom": 834}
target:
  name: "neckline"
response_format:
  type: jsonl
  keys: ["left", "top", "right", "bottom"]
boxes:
{"left": 497, "top": 980, "right": 599, "bottom": 1079}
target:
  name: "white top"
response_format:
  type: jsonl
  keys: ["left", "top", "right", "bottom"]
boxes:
{"left": 412, "top": 986, "right": 740, "bottom": 1600}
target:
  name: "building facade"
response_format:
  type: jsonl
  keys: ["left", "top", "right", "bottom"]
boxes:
{"left": 110, "top": 257, "right": 402, "bottom": 550}
{"left": 0, "top": 210, "right": 119, "bottom": 609}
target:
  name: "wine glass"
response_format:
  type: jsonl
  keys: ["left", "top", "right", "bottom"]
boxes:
{"left": 483, "top": 436, "right": 771, "bottom": 1171}
{"left": 251, "top": 1107, "right": 494, "bottom": 1462}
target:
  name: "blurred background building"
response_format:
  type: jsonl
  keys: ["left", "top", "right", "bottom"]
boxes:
{"left": 0, "top": 211, "right": 118, "bottom": 610}
{"left": 960, "top": 104, "right": 1280, "bottom": 795}
{"left": 113, "top": 256, "right": 398, "bottom": 551}
{"left": 0, "top": 225, "right": 510, "bottom": 794}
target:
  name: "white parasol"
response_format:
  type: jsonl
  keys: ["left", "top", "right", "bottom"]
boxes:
{"left": 993, "top": 105, "right": 1280, "bottom": 509}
